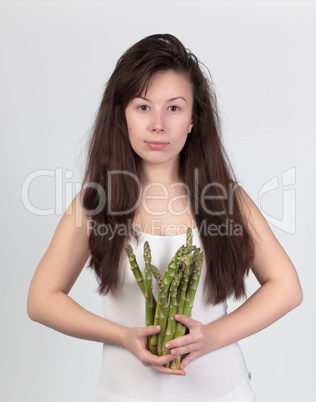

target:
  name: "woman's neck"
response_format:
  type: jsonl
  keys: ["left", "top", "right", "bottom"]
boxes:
{"left": 139, "top": 160, "right": 183, "bottom": 188}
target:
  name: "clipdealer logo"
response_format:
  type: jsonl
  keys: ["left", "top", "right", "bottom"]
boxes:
{"left": 21, "top": 167, "right": 297, "bottom": 235}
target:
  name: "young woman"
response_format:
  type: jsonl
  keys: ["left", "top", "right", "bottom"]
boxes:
{"left": 27, "top": 34, "right": 303, "bottom": 401}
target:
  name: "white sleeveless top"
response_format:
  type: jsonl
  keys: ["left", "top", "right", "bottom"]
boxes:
{"left": 96, "top": 229, "right": 255, "bottom": 402}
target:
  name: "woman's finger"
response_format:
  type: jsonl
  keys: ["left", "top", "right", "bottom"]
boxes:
{"left": 141, "top": 325, "right": 161, "bottom": 336}
{"left": 170, "top": 341, "right": 198, "bottom": 356}
{"left": 174, "top": 314, "right": 196, "bottom": 328}
{"left": 180, "top": 351, "right": 199, "bottom": 369}
{"left": 165, "top": 331, "right": 195, "bottom": 350}
{"left": 151, "top": 365, "right": 186, "bottom": 376}
{"left": 141, "top": 348, "right": 178, "bottom": 367}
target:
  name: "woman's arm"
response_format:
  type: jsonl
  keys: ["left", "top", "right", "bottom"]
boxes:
{"left": 27, "top": 191, "right": 183, "bottom": 374}
{"left": 27, "top": 191, "right": 125, "bottom": 344}
{"left": 166, "top": 186, "right": 303, "bottom": 368}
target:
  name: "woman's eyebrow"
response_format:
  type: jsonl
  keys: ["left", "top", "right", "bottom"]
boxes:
{"left": 136, "top": 96, "right": 187, "bottom": 103}
{"left": 169, "top": 96, "right": 187, "bottom": 103}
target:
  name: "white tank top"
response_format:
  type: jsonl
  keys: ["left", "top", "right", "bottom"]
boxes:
{"left": 96, "top": 228, "right": 252, "bottom": 401}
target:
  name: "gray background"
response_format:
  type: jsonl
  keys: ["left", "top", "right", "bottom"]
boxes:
{"left": 1, "top": 0, "right": 315, "bottom": 401}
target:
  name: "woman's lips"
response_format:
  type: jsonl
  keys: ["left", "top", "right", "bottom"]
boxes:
{"left": 145, "top": 141, "right": 169, "bottom": 150}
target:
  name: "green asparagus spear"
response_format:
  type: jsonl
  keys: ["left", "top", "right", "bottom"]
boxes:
{"left": 171, "top": 250, "right": 203, "bottom": 369}
{"left": 162, "top": 273, "right": 182, "bottom": 359}
{"left": 143, "top": 242, "right": 158, "bottom": 355}
{"left": 143, "top": 242, "right": 157, "bottom": 326}
{"left": 150, "top": 264, "right": 169, "bottom": 355}
{"left": 183, "top": 251, "right": 203, "bottom": 318}
{"left": 162, "top": 245, "right": 185, "bottom": 296}
{"left": 174, "top": 248, "right": 193, "bottom": 337}
{"left": 124, "top": 244, "right": 146, "bottom": 295}
{"left": 186, "top": 227, "right": 193, "bottom": 247}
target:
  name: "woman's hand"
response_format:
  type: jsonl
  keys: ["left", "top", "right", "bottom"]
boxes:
{"left": 165, "top": 314, "right": 212, "bottom": 370}
{"left": 122, "top": 325, "right": 186, "bottom": 376}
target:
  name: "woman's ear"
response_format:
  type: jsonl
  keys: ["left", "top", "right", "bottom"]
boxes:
{"left": 188, "top": 121, "right": 194, "bottom": 134}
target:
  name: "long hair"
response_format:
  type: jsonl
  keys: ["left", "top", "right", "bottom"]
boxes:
{"left": 81, "top": 33, "right": 255, "bottom": 304}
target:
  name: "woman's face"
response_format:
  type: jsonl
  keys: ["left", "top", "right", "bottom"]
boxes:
{"left": 125, "top": 71, "right": 194, "bottom": 175}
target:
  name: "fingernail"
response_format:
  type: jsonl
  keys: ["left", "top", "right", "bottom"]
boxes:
{"left": 171, "top": 349, "right": 178, "bottom": 355}
{"left": 155, "top": 326, "right": 160, "bottom": 330}
{"left": 165, "top": 343, "right": 170, "bottom": 349}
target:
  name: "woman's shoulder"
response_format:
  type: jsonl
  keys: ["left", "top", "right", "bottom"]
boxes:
{"left": 48, "top": 190, "right": 91, "bottom": 261}
{"left": 233, "top": 184, "right": 264, "bottom": 241}
{"left": 70, "top": 188, "right": 96, "bottom": 237}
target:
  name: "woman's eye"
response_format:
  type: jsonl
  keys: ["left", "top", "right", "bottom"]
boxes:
{"left": 169, "top": 105, "right": 180, "bottom": 112}
{"left": 138, "top": 105, "right": 149, "bottom": 111}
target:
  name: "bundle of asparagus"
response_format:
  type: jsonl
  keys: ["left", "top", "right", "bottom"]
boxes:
{"left": 124, "top": 227, "right": 203, "bottom": 369}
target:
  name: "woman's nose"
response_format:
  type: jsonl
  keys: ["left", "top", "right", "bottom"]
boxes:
{"left": 151, "top": 110, "right": 165, "bottom": 133}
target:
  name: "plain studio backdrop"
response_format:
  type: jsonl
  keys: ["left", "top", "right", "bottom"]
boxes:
{"left": 0, "top": 1, "right": 315, "bottom": 401}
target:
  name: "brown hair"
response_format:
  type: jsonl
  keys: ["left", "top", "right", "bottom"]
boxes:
{"left": 81, "top": 33, "right": 255, "bottom": 304}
